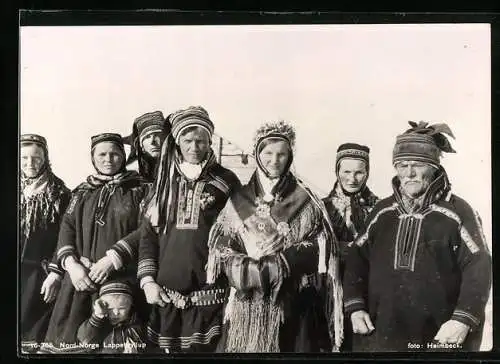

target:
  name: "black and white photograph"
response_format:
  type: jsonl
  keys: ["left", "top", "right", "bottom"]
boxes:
{"left": 18, "top": 16, "right": 493, "bottom": 356}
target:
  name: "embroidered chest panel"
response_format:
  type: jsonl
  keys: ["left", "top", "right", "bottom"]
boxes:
{"left": 175, "top": 178, "right": 222, "bottom": 230}
{"left": 393, "top": 211, "right": 428, "bottom": 271}
{"left": 176, "top": 179, "right": 206, "bottom": 229}
{"left": 356, "top": 201, "right": 475, "bottom": 272}
{"left": 392, "top": 205, "right": 463, "bottom": 271}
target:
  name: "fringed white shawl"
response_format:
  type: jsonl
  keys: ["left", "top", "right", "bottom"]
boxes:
{"left": 206, "top": 176, "right": 344, "bottom": 352}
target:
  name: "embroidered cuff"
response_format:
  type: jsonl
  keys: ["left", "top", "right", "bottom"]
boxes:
{"left": 344, "top": 297, "right": 366, "bottom": 315}
{"left": 451, "top": 309, "right": 481, "bottom": 329}
{"left": 61, "top": 254, "right": 78, "bottom": 271}
{"left": 48, "top": 262, "right": 64, "bottom": 276}
{"left": 137, "top": 259, "right": 157, "bottom": 280}
{"left": 140, "top": 276, "right": 155, "bottom": 290}
{"left": 57, "top": 245, "right": 77, "bottom": 267}
{"left": 110, "top": 239, "right": 135, "bottom": 263}
{"left": 89, "top": 312, "right": 107, "bottom": 327}
{"left": 105, "top": 249, "right": 123, "bottom": 270}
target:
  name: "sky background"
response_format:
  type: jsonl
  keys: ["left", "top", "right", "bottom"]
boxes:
{"left": 20, "top": 24, "right": 492, "bottom": 349}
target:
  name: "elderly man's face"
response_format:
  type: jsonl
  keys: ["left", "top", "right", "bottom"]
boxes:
{"left": 178, "top": 127, "right": 210, "bottom": 164}
{"left": 395, "top": 161, "right": 436, "bottom": 198}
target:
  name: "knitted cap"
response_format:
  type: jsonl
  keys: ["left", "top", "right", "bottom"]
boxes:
{"left": 21, "top": 134, "right": 47, "bottom": 148}
{"left": 170, "top": 106, "right": 214, "bottom": 144}
{"left": 99, "top": 281, "right": 133, "bottom": 298}
{"left": 91, "top": 133, "right": 124, "bottom": 149}
{"left": 135, "top": 111, "right": 170, "bottom": 144}
{"left": 335, "top": 143, "right": 370, "bottom": 172}
{"left": 393, "top": 121, "right": 456, "bottom": 168}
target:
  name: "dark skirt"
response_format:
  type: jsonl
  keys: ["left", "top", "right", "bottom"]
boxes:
{"left": 20, "top": 263, "right": 55, "bottom": 352}
{"left": 339, "top": 257, "right": 353, "bottom": 352}
{"left": 145, "top": 302, "right": 223, "bottom": 353}
{"left": 216, "top": 286, "right": 331, "bottom": 353}
{"left": 39, "top": 275, "right": 96, "bottom": 353}
{"left": 133, "top": 288, "right": 151, "bottom": 326}
{"left": 279, "top": 286, "right": 331, "bottom": 352}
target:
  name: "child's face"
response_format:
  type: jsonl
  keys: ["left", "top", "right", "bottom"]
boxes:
{"left": 101, "top": 293, "right": 132, "bottom": 325}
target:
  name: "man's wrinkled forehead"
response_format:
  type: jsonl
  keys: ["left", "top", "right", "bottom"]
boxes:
{"left": 395, "top": 160, "right": 437, "bottom": 168}
{"left": 21, "top": 143, "right": 46, "bottom": 157}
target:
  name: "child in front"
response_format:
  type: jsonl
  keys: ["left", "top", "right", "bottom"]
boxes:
{"left": 77, "top": 281, "right": 146, "bottom": 354}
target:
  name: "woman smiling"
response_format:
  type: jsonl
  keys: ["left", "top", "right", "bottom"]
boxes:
{"left": 207, "top": 121, "right": 344, "bottom": 352}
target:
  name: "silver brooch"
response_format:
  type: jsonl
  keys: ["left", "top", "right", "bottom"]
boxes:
{"left": 200, "top": 192, "right": 216, "bottom": 210}
{"left": 255, "top": 200, "right": 271, "bottom": 218}
{"left": 276, "top": 221, "right": 290, "bottom": 236}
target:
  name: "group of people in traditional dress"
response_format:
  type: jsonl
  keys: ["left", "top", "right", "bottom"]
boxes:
{"left": 20, "top": 106, "right": 492, "bottom": 354}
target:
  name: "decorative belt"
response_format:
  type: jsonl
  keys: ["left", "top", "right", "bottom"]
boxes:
{"left": 161, "top": 287, "right": 227, "bottom": 309}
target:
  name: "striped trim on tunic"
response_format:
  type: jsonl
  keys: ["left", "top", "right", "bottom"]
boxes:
{"left": 138, "top": 258, "right": 157, "bottom": 277}
{"left": 111, "top": 239, "right": 135, "bottom": 261}
{"left": 430, "top": 205, "right": 480, "bottom": 254}
{"left": 355, "top": 203, "right": 398, "bottom": 247}
{"left": 146, "top": 324, "right": 221, "bottom": 349}
{"left": 452, "top": 309, "right": 481, "bottom": 326}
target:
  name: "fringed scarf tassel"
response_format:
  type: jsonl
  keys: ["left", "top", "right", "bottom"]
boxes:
{"left": 224, "top": 294, "right": 283, "bottom": 353}
{"left": 295, "top": 176, "right": 344, "bottom": 351}
{"left": 206, "top": 222, "right": 224, "bottom": 284}
{"left": 206, "top": 199, "right": 244, "bottom": 284}
{"left": 145, "top": 135, "right": 176, "bottom": 230}
{"left": 21, "top": 191, "right": 61, "bottom": 240}
{"left": 326, "top": 251, "right": 344, "bottom": 351}
{"left": 316, "top": 229, "right": 344, "bottom": 351}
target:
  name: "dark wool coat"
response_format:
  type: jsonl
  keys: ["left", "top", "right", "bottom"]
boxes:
{"left": 40, "top": 173, "right": 148, "bottom": 353}
{"left": 20, "top": 174, "right": 71, "bottom": 352}
{"left": 343, "top": 168, "right": 492, "bottom": 352}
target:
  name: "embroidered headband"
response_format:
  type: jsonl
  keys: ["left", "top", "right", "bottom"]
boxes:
{"left": 335, "top": 143, "right": 370, "bottom": 173}
{"left": 21, "top": 134, "right": 48, "bottom": 149}
{"left": 91, "top": 133, "right": 124, "bottom": 149}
